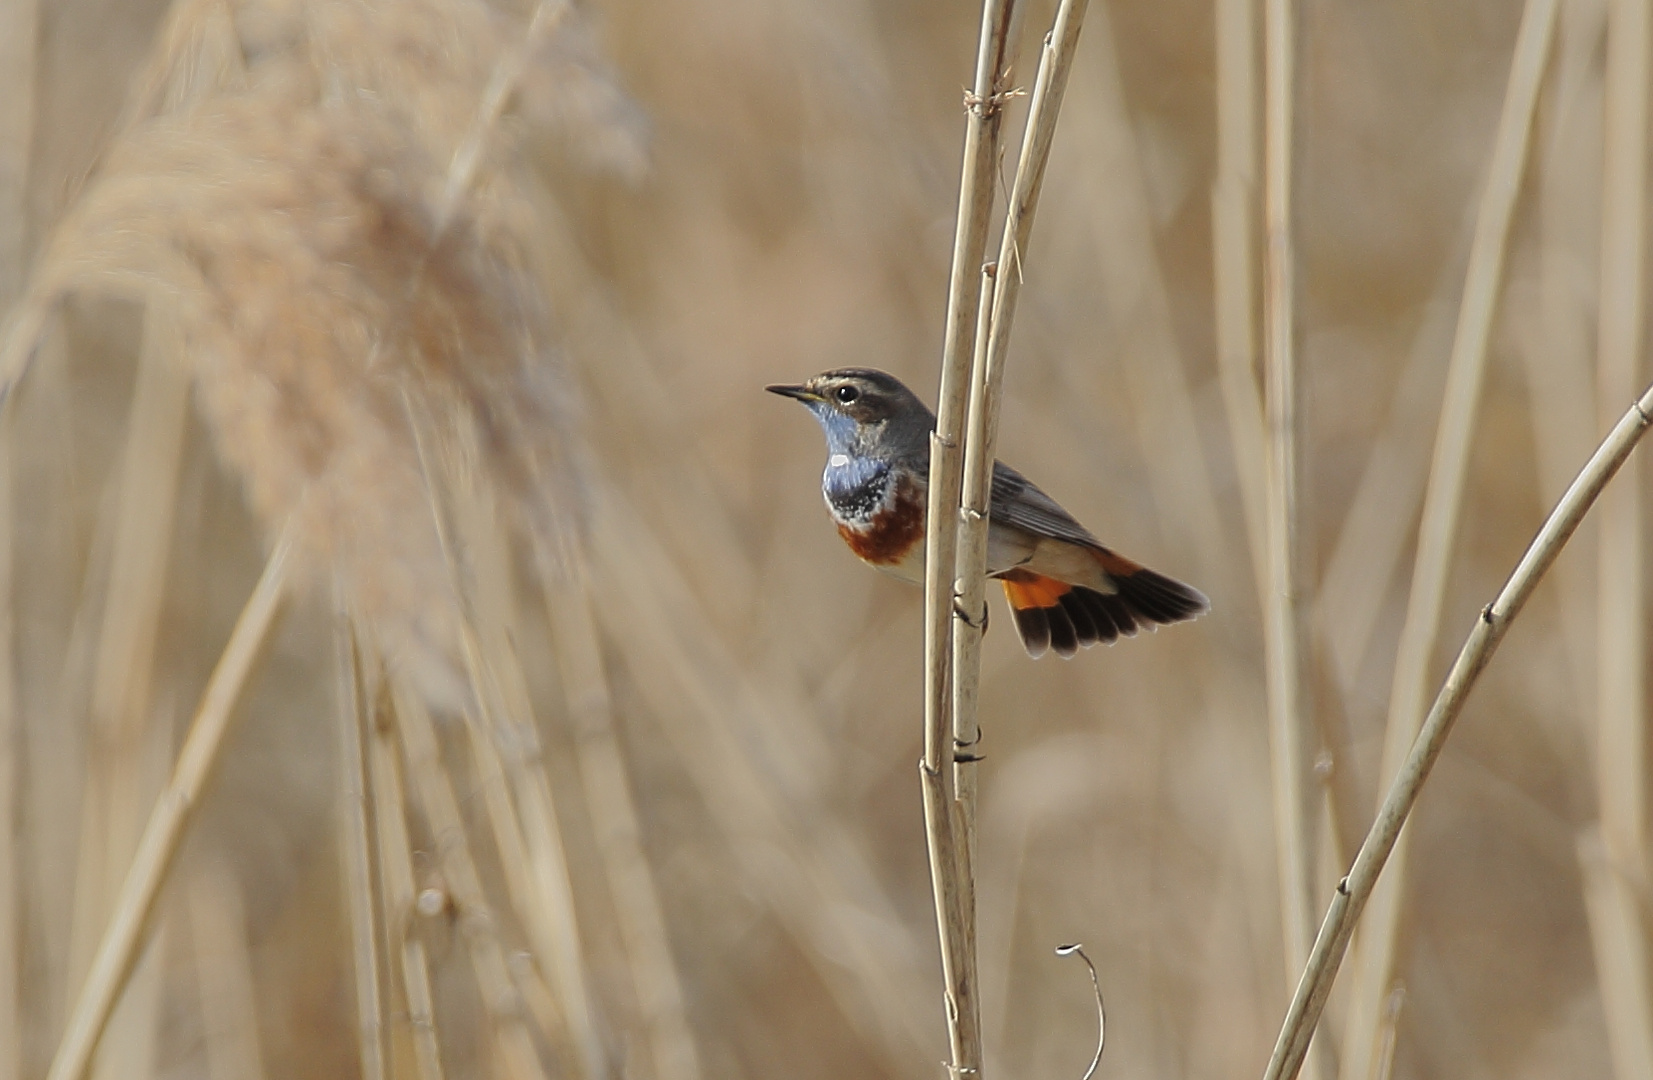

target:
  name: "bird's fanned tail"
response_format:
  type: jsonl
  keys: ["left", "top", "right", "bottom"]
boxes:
{"left": 999, "top": 558, "right": 1208, "bottom": 659}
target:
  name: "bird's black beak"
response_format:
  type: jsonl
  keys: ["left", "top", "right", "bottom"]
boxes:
{"left": 766, "top": 383, "right": 821, "bottom": 403}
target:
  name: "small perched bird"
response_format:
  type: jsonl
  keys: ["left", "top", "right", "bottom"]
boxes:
{"left": 768, "top": 368, "right": 1208, "bottom": 657}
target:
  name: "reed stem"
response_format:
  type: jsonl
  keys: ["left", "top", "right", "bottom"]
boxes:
{"left": 922, "top": 1, "right": 1017, "bottom": 1073}
{"left": 47, "top": 525, "right": 292, "bottom": 1080}
{"left": 334, "top": 598, "right": 386, "bottom": 1080}
{"left": 1259, "top": 2, "right": 1323, "bottom": 1076}
{"left": 1338, "top": 2, "right": 1556, "bottom": 1073}
{"left": 1262, "top": 376, "right": 1653, "bottom": 1080}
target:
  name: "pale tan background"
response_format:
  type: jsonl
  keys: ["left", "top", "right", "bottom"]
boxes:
{"left": 0, "top": 0, "right": 1640, "bottom": 1078}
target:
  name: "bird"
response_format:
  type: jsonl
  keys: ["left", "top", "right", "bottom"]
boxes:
{"left": 767, "top": 368, "right": 1208, "bottom": 658}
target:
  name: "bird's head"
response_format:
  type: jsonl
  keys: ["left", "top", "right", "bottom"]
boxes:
{"left": 766, "top": 368, "right": 934, "bottom": 461}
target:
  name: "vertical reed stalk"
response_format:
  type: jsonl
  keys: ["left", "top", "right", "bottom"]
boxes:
{"left": 1314, "top": 270, "right": 1464, "bottom": 698}
{"left": 1259, "top": 2, "right": 1324, "bottom": 1075}
{"left": 448, "top": 707, "right": 565, "bottom": 1080}
{"left": 1518, "top": 0, "right": 1606, "bottom": 710}
{"left": 456, "top": 496, "right": 604, "bottom": 1080}
{"left": 922, "top": 2, "right": 1016, "bottom": 1073}
{"left": 1590, "top": 0, "right": 1653, "bottom": 1073}
{"left": 0, "top": 398, "right": 13, "bottom": 1080}
{"left": 47, "top": 524, "right": 292, "bottom": 1080}
{"left": 1212, "top": 0, "right": 1268, "bottom": 597}
{"left": 0, "top": 0, "right": 34, "bottom": 312}
{"left": 1579, "top": 828, "right": 1653, "bottom": 1079}
{"left": 955, "top": 0, "right": 1092, "bottom": 728}
{"left": 402, "top": 404, "right": 593, "bottom": 1080}
{"left": 951, "top": 2, "right": 1088, "bottom": 1047}
{"left": 950, "top": 264, "right": 995, "bottom": 970}
{"left": 540, "top": 548, "right": 703, "bottom": 1080}
{"left": 584, "top": 491, "right": 934, "bottom": 1062}
{"left": 186, "top": 855, "right": 267, "bottom": 1080}
{"left": 389, "top": 683, "right": 551, "bottom": 1080}
{"left": 334, "top": 601, "right": 386, "bottom": 1080}
{"left": 25, "top": 322, "right": 80, "bottom": 1041}
{"left": 365, "top": 677, "right": 444, "bottom": 1080}
{"left": 1595, "top": 0, "right": 1649, "bottom": 882}
{"left": 1073, "top": 0, "right": 1236, "bottom": 595}
{"left": 67, "top": 304, "right": 190, "bottom": 1080}
{"left": 68, "top": 308, "right": 189, "bottom": 966}
{"left": 1338, "top": 4, "right": 1556, "bottom": 1075}
{"left": 0, "top": 0, "right": 29, "bottom": 1063}
{"left": 1261, "top": 378, "right": 1653, "bottom": 1080}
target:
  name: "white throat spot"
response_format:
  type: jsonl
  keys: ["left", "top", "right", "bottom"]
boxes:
{"left": 828, "top": 454, "right": 850, "bottom": 468}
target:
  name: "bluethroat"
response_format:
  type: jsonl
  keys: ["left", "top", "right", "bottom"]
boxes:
{"left": 768, "top": 368, "right": 1208, "bottom": 657}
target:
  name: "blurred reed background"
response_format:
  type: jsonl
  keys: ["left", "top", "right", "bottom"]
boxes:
{"left": 0, "top": 0, "right": 1647, "bottom": 1078}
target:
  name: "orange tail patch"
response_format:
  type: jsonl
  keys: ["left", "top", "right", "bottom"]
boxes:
{"left": 999, "top": 570, "right": 1073, "bottom": 611}
{"left": 999, "top": 567, "right": 1174, "bottom": 658}
{"left": 999, "top": 570, "right": 1082, "bottom": 659}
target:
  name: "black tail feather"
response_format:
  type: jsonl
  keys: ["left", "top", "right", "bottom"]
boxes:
{"left": 1001, "top": 564, "right": 1206, "bottom": 659}
{"left": 1045, "top": 603, "right": 1080, "bottom": 658}
{"left": 1110, "top": 566, "right": 1209, "bottom": 626}
{"left": 1011, "top": 603, "right": 1052, "bottom": 658}
{"left": 1059, "top": 590, "right": 1102, "bottom": 646}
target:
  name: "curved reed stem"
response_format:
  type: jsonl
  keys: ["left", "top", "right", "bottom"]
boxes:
{"left": 1263, "top": 377, "right": 1653, "bottom": 1080}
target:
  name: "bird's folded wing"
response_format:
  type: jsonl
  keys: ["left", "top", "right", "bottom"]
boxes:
{"left": 989, "top": 461, "right": 1103, "bottom": 549}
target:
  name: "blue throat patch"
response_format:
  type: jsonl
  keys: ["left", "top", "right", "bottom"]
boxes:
{"left": 808, "top": 404, "right": 891, "bottom": 522}
{"left": 822, "top": 455, "right": 891, "bottom": 521}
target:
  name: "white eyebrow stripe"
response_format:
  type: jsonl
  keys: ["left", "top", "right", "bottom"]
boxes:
{"left": 828, "top": 454, "right": 850, "bottom": 468}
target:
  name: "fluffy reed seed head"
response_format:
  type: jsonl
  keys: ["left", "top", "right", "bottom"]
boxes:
{"left": 9, "top": 0, "right": 646, "bottom": 701}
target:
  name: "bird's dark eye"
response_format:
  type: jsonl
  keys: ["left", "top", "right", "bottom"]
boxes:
{"left": 834, "top": 385, "right": 860, "bottom": 404}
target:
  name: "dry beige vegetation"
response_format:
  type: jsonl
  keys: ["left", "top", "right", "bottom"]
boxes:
{"left": 0, "top": 0, "right": 1647, "bottom": 1078}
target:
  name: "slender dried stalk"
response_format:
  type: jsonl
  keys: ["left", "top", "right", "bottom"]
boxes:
{"left": 951, "top": 262, "right": 995, "bottom": 929}
{"left": 540, "top": 548, "right": 703, "bottom": 1080}
{"left": 456, "top": 497, "right": 603, "bottom": 1080}
{"left": 922, "top": 1, "right": 1017, "bottom": 1072}
{"left": 951, "top": 5, "right": 1088, "bottom": 1059}
{"left": 46, "top": 524, "right": 293, "bottom": 1080}
{"left": 335, "top": 600, "right": 386, "bottom": 1080}
{"left": 1063, "top": 0, "right": 1234, "bottom": 589}
{"left": 955, "top": 0, "right": 1092, "bottom": 727}
{"left": 446, "top": 705, "right": 566, "bottom": 1080}
{"left": 1338, "top": 3, "right": 1557, "bottom": 1074}
{"left": 403, "top": 402, "right": 596, "bottom": 1080}
{"left": 1591, "top": 1, "right": 1653, "bottom": 1073}
{"left": 21, "top": 322, "right": 81, "bottom": 1041}
{"left": 186, "top": 855, "right": 267, "bottom": 1080}
{"left": 0, "top": 394, "right": 15, "bottom": 1080}
{"left": 364, "top": 676, "right": 444, "bottom": 1080}
{"left": 0, "top": 0, "right": 28, "bottom": 1064}
{"left": 1212, "top": 0, "right": 1268, "bottom": 596}
{"left": 1517, "top": 0, "right": 1606, "bottom": 705}
{"left": 586, "top": 488, "right": 934, "bottom": 1064}
{"left": 388, "top": 682, "right": 550, "bottom": 1080}
{"left": 1596, "top": 0, "right": 1649, "bottom": 883}
{"left": 0, "top": 0, "right": 33, "bottom": 307}
{"left": 1370, "top": 989, "right": 1403, "bottom": 1080}
{"left": 1314, "top": 238, "right": 1470, "bottom": 699}
{"left": 438, "top": 0, "right": 572, "bottom": 232}
{"left": 1579, "top": 828, "right": 1653, "bottom": 1079}
{"left": 1259, "top": 4, "right": 1323, "bottom": 1076}
{"left": 1262, "top": 377, "right": 1653, "bottom": 1080}
{"left": 65, "top": 303, "right": 189, "bottom": 1080}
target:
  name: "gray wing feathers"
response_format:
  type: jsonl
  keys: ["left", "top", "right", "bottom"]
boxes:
{"left": 989, "top": 461, "right": 1102, "bottom": 549}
